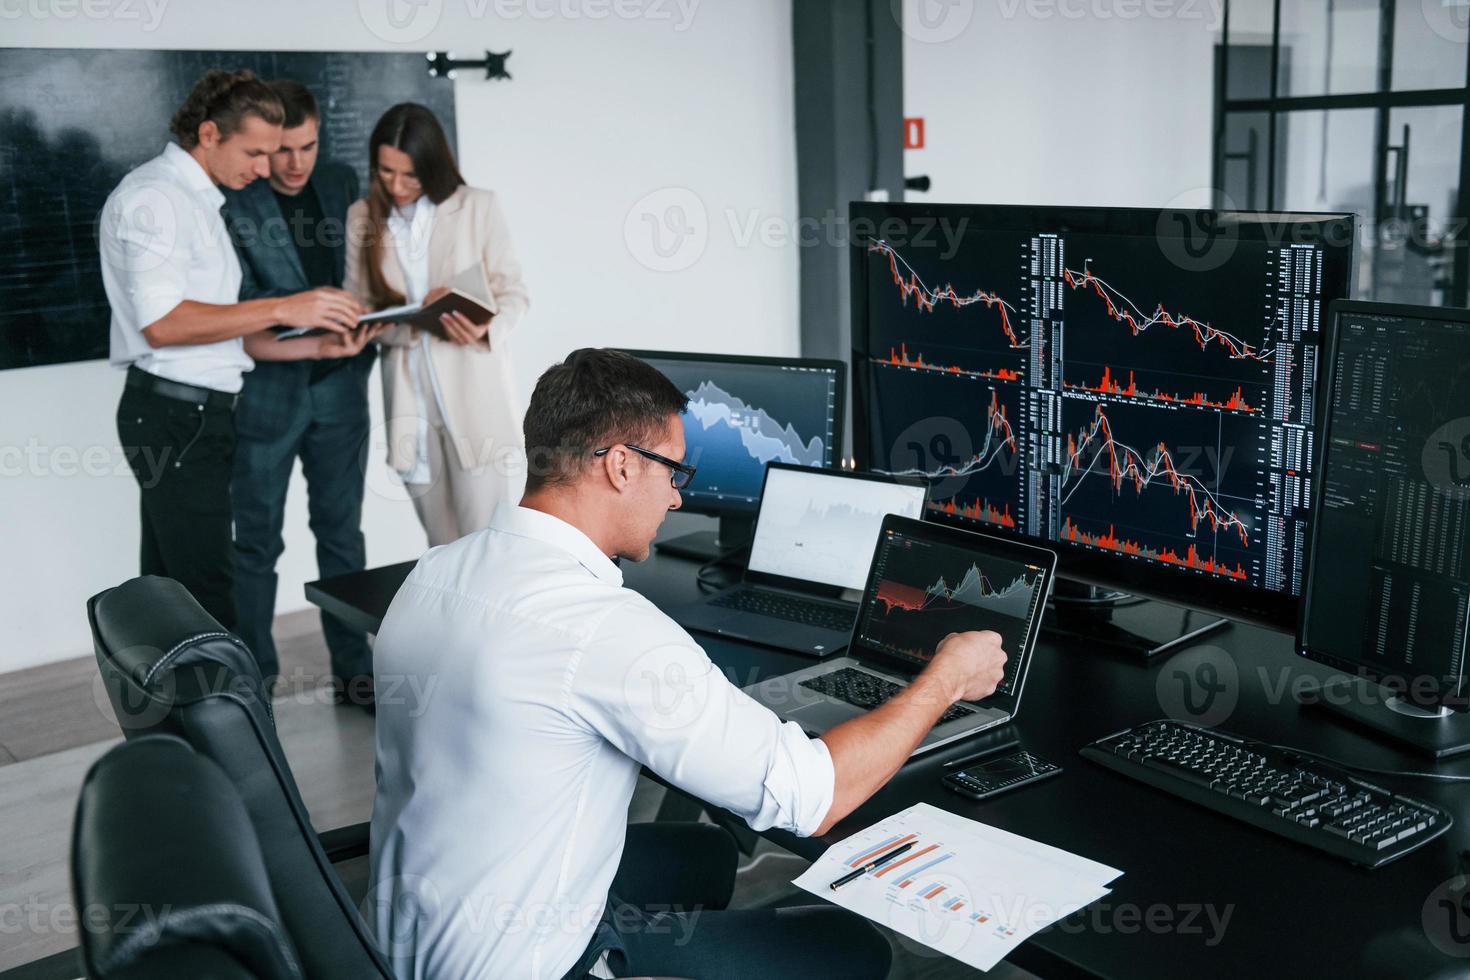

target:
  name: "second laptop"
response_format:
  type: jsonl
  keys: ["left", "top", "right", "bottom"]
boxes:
{"left": 672, "top": 463, "right": 928, "bottom": 656}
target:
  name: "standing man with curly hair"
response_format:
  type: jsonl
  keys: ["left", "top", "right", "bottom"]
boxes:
{"left": 101, "top": 69, "right": 365, "bottom": 632}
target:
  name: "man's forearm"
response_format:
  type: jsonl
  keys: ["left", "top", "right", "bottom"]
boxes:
{"left": 142, "top": 297, "right": 286, "bottom": 348}
{"left": 243, "top": 330, "right": 324, "bottom": 361}
{"left": 816, "top": 666, "right": 959, "bottom": 835}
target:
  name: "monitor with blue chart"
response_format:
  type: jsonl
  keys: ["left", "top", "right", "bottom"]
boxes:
{"left": 622, "top": 350, "right": 846, "bottom": 561}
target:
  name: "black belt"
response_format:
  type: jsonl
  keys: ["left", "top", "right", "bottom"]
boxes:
{"left": 126, "top": 366, "right": 239, "bottom": 411}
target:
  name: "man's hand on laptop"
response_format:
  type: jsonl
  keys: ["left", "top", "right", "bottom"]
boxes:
{"left": 814, "top": 630, "right": 1011, "bottom": 835}
{"left": 929, "top": 631, "right": 1008, "bottom": 703}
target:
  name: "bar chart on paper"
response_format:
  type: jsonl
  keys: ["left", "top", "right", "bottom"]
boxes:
{"left": 795, "top": 804, "right": 1123, "bottom": 971}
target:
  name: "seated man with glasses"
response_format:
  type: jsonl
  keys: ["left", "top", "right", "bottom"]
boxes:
{"left": 366, "top": 348, "right": 1008, "bottom": 979}
{"left": 591, "top": 442, "right": 697, "bottom": 489}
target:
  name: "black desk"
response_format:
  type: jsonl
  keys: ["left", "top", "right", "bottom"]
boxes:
{"left": 306, "top": 514, "right": 1470, "bottom": 978}
{"left": 306, "top": 559, "right": 415, "bottom": 636}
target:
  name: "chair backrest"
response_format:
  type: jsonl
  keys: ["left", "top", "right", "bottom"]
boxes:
{"left": 88, "top": 576, "right": 392, "bottom": 980}
{"left": 71, "top": 735, "right": 303, "bottom": 980}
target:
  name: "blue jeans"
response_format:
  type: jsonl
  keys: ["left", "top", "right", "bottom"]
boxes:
{"left": 232, "top": 357, "right": 374, "bottom": 682}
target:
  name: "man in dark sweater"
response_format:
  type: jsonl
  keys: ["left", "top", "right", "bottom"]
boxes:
{"left": 222, "top": 79, "right": 382, "bottom": 706}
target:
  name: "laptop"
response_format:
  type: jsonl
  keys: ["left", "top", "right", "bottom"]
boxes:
{"left": 673, "top": 463, "right": 928, "bottom": 657}
{"left": 744, "top": 514, "right": 1057, "bottom": 755}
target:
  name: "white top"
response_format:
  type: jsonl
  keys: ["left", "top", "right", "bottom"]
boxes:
{"left": 386, "top": 197, "right": 446, "bottom": 484}
{"left": 367, "top": 504, "right": 836, "bottom": 980}
{"left": 387, "top": 196, "right": 436, "bottom": 305}
{"left": 100, "top": 142, "right": 251, "bottom": 393}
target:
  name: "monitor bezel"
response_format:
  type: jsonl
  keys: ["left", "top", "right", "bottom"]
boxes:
{"left": 1296, "top": 299, "right": 1470, "bottom": 706}
{"left": 742, "top": 462, "right": 929, "bottom": 597}
{"left": 620, "top": 349, "right": 848, "bottom": 517}
{"left": 847, "top": 201, "right": 1357, "bottom": 633}
{"left": 849, "top": 513, "right": 1059, "bottom": 718}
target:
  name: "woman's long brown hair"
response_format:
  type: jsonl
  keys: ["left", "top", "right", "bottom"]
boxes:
{"left": 361, "top": 103, "right": 466, "bottom": 308}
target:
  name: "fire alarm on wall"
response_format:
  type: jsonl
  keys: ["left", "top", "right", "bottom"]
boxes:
{"left": 904, "top": 117, "right": 925, "bottom": 150}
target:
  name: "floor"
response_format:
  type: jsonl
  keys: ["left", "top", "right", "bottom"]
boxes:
{"left": 0, "top": 612, "right": 1034, "bottom": 979}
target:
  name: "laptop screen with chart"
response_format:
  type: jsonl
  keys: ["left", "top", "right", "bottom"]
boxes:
{"left": 745, "top": 464, "right": 929, "bottom": 592}
{"left": 853, "top": 516, "right": 1055, "bottom": 701}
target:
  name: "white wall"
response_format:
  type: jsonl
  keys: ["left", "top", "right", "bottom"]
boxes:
{"left": 901, "top": 0, "right": 1218, "bottom": 208}
{"left": 0, "top": 0, "right": 799, "bottom": 672}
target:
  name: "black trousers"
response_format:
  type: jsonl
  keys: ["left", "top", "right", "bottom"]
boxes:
{"left": 117, "top": 380, "right": 238, "bottom": 630}
{"left": 561, "top": 823, "right": 892, "bottom": 980}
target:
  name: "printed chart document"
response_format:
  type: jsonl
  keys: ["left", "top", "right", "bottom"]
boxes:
{"left": 794, "top": 803, "right": 1123, "bottom": 972}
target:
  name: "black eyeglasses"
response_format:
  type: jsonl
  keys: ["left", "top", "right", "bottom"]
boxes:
{"left": 593, "top": 443, "right": 697, "bottom": 490}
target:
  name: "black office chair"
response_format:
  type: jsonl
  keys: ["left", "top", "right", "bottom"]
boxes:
{"left": 88, "top": 575, "right": 393, "bottom": 980}
{"left": 87, "top": 577, "right": 689, "bottom": 980}
{"left": 72, "top": 734, "right": 304, "bottom": 979}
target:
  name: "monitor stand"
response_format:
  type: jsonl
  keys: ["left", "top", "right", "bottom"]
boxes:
{"left": 654, "top": 514, "right": 754, "bottom": 564}
{"left": 1309, "top": 676, "right": 1470, "bottom": 758}
{"left": 1042, "top": 581, "right": 1230, "bottom": 660}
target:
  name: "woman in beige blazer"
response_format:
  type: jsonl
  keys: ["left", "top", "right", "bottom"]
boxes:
{"left": 345, "top": 103, "right": 530, "bottom": 547}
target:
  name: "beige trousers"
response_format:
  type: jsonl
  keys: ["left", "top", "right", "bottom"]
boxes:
{"left": 408, "top": 422, "right": 520, "bottom": 548}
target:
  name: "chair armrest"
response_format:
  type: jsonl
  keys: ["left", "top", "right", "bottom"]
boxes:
{"left": 318, "top": 822, "right": 371, "bottom": 863}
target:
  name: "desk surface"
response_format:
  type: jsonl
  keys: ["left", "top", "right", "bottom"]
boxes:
{"left": 307, "top": 513, "right": 1470, "bottom": 979}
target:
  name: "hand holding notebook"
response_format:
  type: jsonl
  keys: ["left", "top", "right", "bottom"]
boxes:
{"left": 359, "top": 265, "right": 499, "bottom": 343}
{"left": 357, "top": 288, "right": 495, "bottom": 341}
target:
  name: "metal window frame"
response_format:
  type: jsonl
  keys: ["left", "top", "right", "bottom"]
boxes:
{"left": 1213, "top": 0, "right": 1470, "bottom": 306}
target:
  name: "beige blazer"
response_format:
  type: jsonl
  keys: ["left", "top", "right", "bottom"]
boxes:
{"left": 345, "top": 185, "right": 530, "bottom": 475}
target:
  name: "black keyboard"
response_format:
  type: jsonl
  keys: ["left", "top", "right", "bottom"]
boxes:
{"left": 799, "top": 667, "right": 977, "bottom": 725}
{"left": 711, "top": 588, "right": 854, "bottom": 632}
{"left": 1082, "top": 720, "right": 1453, "bottom": 868}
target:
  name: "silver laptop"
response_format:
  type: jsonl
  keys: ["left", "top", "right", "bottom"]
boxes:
{"left": 745, "top": 514, "right": 1057, "bottom": 755}
{"left": 673, "top": 463, "right": 928, "bottom": 657}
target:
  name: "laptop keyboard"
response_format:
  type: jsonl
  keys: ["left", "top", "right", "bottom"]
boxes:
{"left": 711, "top": 588, "right": 854, "bottom": 632}
{"left": 799, "top": 667, "right": 978, "bottom": 724}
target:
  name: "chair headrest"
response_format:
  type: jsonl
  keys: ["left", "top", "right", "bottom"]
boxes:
{"left": 71, "top": 735, "right": 304, "bottom": 980}
{"left": 89, "top": 577, "right": 270, "bottom": 731}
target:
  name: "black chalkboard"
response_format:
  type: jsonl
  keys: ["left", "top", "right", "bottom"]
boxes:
{"left": 0, "top": 48, "right": 458, "bottom": 370}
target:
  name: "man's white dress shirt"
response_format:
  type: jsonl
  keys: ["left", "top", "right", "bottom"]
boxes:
{"left": 367, "top": 504, "right": 836, "bottom": 980}
{"left": 100, "top": 142, "right": 251, "bottom": 393}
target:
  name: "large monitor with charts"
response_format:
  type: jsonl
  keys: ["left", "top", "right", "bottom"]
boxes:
{"left": 849, "top": 202, "right": 1355, "bottom": 635}
{"left": 623, "top": 350, "right": 846, "bottom": 559}
{"left": 1299, "top": 301, "right": 1470, "bottom": 754}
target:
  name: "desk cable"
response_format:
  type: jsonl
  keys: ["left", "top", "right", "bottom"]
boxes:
{"left": 1050, "top": 590, "right": 1146, "bottom": 608}
{"left": 694, "top": 546, "right": 749, "bottom": 593}
{"left": 1254, "top": 737, "right": 1470, "bottom": 784}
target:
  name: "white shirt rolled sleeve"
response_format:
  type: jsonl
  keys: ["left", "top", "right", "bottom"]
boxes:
{"left": 569, "top": 599, "right": 836, "bottom": 837}
{"left": 101, "top": 142, "right": 249, "bottom": 393}
{"left": 101, "top": 182, "right": 194, "bottom": 330}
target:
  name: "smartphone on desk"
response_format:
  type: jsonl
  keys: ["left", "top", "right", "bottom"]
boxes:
{"left": 941, "top": 748, "right": 1062, "bottom": 801}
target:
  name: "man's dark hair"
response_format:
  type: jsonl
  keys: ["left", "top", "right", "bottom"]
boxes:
{"left": 523, "top": 349, "right": 688, "bottom": 493}
{"left": 170, "top": 69, "right": 284, "bottom": 149}
{"left": 268, "top": 79, "right": 319, "bottom": 129}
